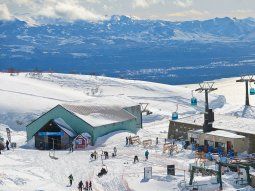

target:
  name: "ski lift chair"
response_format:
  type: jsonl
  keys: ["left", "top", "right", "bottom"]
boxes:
{"left": 191, "top": 97, "right": 198, "bottom": 106}
{"left": 172, "top": 112, "right": 179, "bottom": 120}
{"left": 250, "top": 88, "right": 255, "bottom": 95}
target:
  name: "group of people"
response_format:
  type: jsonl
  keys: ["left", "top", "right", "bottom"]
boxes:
{"left": 78, "top": 180, "right": 92, "bottom": 191}
{"left": 91, "top": 147, "right": 117, "bottom": 161}
{"left": 0, "top": 140, "right": 10, "bottom": 154}
{"left": 125, "top": 136, "right": 132, "bottom": 146}
{"left": 102, "top": 151, "right": 109, "bottom": 159}
{"left": 68, "top": 174, "right": 92, "bottom": 191}
{"left": 97, "top": 167, "right": 108, "bottom": 177}
{"left": 133, "top": 149, "right": 149, "bottom": 163}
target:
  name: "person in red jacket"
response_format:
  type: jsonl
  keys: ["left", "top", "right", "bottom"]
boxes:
{"left": 85, "top": 181, "right": 89, "bottom": 190}
{"left": 89, "top": 181, "right": 92, "bottom": 190}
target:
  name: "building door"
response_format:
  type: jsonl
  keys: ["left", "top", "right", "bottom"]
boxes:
{"left": 48, "top": 136, "right": 61, "bottom": 150}
{"left": 227, "top": 141, "right": 232, "bottom": 153}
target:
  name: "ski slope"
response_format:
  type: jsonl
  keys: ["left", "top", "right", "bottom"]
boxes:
{"left": 0, "top": 73, "right": 253, "bottom": 191}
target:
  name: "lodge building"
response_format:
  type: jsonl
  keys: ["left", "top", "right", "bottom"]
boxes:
{"left": 168, "top": 114, "right": 255, "bottom": 153}
{"left": 26, "top": 98, "right": 142, "bottom": 150}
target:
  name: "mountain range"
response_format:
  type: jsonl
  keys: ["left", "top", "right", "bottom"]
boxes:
{"left": 1, "top": 16, "right": 255, "bottom": 84}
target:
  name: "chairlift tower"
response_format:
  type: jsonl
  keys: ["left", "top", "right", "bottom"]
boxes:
{"left": 236, "top": 75, "right": 255, "bottom": 106}
{"left": 195, "top": 82, "right": 217, "bottom": 132}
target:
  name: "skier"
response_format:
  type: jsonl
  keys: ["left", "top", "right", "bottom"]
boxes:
{"left": 126, "top": 137, "right": 128, "bottom": 145}
{"left": 85, "top": 180, "right": 89, "bottom": 190}
{"left": 6, "top": 140, "right": 9, "bottom": 150}
{"left": 129, "top": 136, "right": 132, "bottom": 145}
{"left": 156, "top": 137, "right": 158, "bottom": 145}
{"left": 69, "top": 142, "right": 74, "bottom": 152}
{"left": 103, "top": 151, "right": 109, "bottom": 159}
{"left": 78, "top": 180, "right": 84, "bottom": 191}
{"left": 145, "top": 150, "right": 149, "bottom": 160}
{"left": 134, "top": 155, "right": 139, "bottom": 163}
{"left": 94, "top": 150, "right": 98, "bottom": 160}
{"left": 68, "top": 174, "right": 74, "bottom": 186}
{"left": 113, "top": 147, "right": 117, "bottom": 156}
{"left": 89, "top": 181, "right": 92, "bottom": 190}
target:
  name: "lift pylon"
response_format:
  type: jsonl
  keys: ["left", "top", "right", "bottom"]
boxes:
{"left": 195, "top": 82, "right": 217, "bottom": 132}
{"left": 236, "top": 75, "right": 255, "bottom": 106}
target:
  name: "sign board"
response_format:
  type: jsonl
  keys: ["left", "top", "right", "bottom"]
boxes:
{"left": 144, "top": 167, "right": 152, "bottom": 180}
{"left": 167, "top": 165, "right": 175, "bottom": 176}
{"left": 6, "top": 128, "right": 11, "bottom": 143}
{"left": 38, "top": 132, "right": 64, "bottom": 136}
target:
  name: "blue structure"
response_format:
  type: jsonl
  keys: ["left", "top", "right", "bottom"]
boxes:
{"left": 250, "top": 88, "right": 255, "bottom": 95}
{"left": 217, "top": 147, "right": 223, "bottom": 156}
{"left": 208, "top": 146, "right": 214, "bottom": 153}
{"left": 26, "top": 101, "right": 142, "bottom": 149}
{"left": 172, "top": 112, "right": 179, "bottom": 120}
{"left": 227, "top": 149, "right": 235, "bottom": 159}
{"left": 191, "top": 97, "right": 198, "bottom": 106}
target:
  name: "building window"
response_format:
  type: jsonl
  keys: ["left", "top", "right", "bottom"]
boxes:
{"left": 190, "top": 137, "right": 198, "bottom": 144}
{"left": 204, "top": 140, "right": 214, "bottom": 147}
{"left": 215, "top": 142, "right": 225, "bottom": 148}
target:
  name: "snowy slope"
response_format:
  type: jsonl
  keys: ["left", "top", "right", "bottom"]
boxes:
{"left": 0, "top": 73, "right": 253, "bottom": 191}
{"left": 0, "top": 72, "right": 224, "bottom": 131}
{"left": 183, "top": 77, "right": 255, "bottom": 119}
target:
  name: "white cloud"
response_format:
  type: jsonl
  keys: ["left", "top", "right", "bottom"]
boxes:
{"left": 37, "top": 1, "right": 103, "bottom": 21}
{"left": 0, "top": 4, "right": 12, "bottom": 20}
{"left": 1, "top": 0, "right": 255, "bottom": 22}
{"left": 231, "top": 9, "right": 255, "bottom": 18}
{"left": 173, "top": 0, "right": 193, "bottom": 8}
{"left": 168, "top": 9, "right": 209, "bottom": 19}
{"left": 85, "top": 0, "right": 100, "bottom": 3}
{"left": 132, "top": 0, "right": 164, "bottom": 8}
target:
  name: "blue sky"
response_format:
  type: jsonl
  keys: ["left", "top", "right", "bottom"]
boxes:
{"left": 0, "top": 0, "right": 255, "bottom": 22}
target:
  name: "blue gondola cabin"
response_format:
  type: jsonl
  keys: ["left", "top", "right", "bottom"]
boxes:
{"left": 250, "top": 88, "right": 255, "bottom": 95}
{"left": 172, "top": 112, "right": 179, "bottom": 120}
{"left": 191, "top": 97, "right": 198, "bottom": 106}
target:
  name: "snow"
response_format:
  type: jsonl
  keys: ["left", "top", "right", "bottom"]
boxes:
{"left": 61, "top": 104, "right": 136, "bottom": 127}
{"left": 53, "top": 118, "right": 77, "bottom": 137}
{"left": 175, "top": 113, "right": 255, "bottom": 135}
{"left": 81, "top": 133, "right": 91, "bottom": 138}
{"left": 205, "top": 130, "right": 245, "bottom": 139}
{"left": 171, "top": 29, "right": 237, "bottom": 42}
{"left": 0, "top": 72, "right": 254, "bottom": 191}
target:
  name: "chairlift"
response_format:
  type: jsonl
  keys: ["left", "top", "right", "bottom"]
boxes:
{"left": 171, "top": 104, "right": 179, "bottom": 120}
{"left": 250, "top": 88, "right": 255, "bottom": 95}
{"left": 249, "top": 82, "right": 255, "bottom": 95}
{"left": 190, "top": 90, "right": 198, "bottom": 106}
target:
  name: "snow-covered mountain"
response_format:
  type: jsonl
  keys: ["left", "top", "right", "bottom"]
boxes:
{"left": 1, "top": 16, "right": 255, "bottom": 84}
